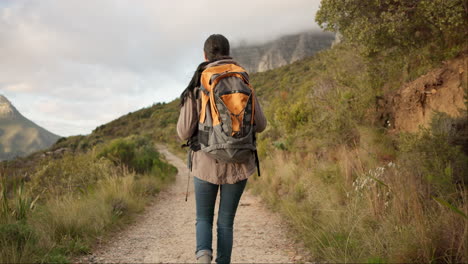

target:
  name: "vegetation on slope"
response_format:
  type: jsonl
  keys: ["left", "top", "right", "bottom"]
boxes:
{"left": 0, "top": 136, "right": 177, "bottom": 263}
{"left": 316, "top": 0, "right": 467, "bottom": 55}
{"left": 53, "top": 100, "right": 181, "bottom": 154}
{"left": 0, "top": 91, "right": 181, "bottom": 262}
{"left": 0, "top": 75, "right": 182, "bottom": 263}
{"left": 1, "top": 1, "right": 466, "bottom": 262}
{"left": 1, "top": 99, "right": 181, "bottom": 179}
{"left": 247, "top": 1, "right": 468, "bottom": 262}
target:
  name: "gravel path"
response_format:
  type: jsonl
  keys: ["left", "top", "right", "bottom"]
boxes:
{"left": 77, "top": 145, "right": 310, "bottom": 263}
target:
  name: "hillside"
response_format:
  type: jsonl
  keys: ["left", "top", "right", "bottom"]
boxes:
{"left": 1, "top": 0, "right": 467, "bottom": 261}
{"left": 0, "top": 105, "right": 178, "bottom": 262}
{"left": 2, "top": 42, "right": 467, "bottom": 264}
{"left": 0, "top": 95, "right": 60, "bottom": 161}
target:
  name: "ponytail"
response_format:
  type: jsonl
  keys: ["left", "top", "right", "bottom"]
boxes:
{"left": 179, "top": 61, "right": 210, "bottom": 107}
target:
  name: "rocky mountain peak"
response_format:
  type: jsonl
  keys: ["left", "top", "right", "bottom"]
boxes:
{"left": 0, "top": 95, "right": 18, "bottom": 118}
{"left": 0, "top": 94, "right": 60, "bottom": 160}
{"left": 231, "top": 31, "right": 335, "bottom": 73}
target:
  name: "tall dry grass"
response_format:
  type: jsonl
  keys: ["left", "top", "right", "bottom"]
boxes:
{"left": 0, "top": 137, "right": 176, "bottom": 263}
{"left": 250, "top": 125, "right": 468, "bottom": 263}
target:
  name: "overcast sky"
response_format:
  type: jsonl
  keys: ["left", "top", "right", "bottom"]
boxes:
{"left": 0, "top": 0, "right": 322, "bottom": 137}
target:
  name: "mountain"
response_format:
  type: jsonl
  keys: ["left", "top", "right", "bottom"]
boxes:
{"left": 231, "top": 31, "right": 335, "bottom": 73}
{"left": 0, "top": 95, "right": 60, "bottom": 160}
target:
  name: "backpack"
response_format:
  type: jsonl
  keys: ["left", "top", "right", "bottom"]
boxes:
{"left": 188, "top": 62, "right": 260, "bottom": 175}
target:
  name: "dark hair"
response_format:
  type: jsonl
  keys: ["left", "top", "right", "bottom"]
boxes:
{"left": 204, "top": 34, "right": 230, "bottom": 61}
{"left": 180, "top": 34, "right": 230, "bottom": 106}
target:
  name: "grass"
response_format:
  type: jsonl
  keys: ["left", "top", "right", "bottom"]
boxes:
{"left": 247, "top": 41, "right": 467, "bottom": 262}
{"left": 0, "top": 136, "right": 177, "bottom": 263}
{"left": 250, "top": 125, "right": 468, "bottom": 262}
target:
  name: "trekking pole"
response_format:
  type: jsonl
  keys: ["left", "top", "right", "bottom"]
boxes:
{"left": 185, "top": 171, "right": 190, "bottom": 202}
{"left": 185, "top": 149, "right": 192, "bottom": 202}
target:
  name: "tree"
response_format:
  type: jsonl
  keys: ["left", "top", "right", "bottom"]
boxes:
{"left": 315, "top": 0, "right": 467, "bottom": 54}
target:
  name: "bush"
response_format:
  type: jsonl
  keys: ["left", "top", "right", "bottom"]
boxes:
{"left": 98, "top": 138, "right": 136, "bottom": 167}
{"left": 398, "top": 116, "right": 468, "bottom": 196}
{"left": 29, "top": 153, "right": 114, "bottom": 198}
{"left": 132, "top": 145, "right": 159, "bottom": 174}
{"left": 97, "top": 136, "right": 177, "bottom": 177}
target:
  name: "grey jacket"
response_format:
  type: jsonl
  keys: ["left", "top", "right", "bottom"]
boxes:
{"left": 177, "top": 59, "right": 267, "bottom": 184}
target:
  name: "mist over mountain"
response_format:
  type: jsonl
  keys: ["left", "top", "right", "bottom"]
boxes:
{"left": 231, "top": 31, "right": 335, "bottom": 73}
{"left": 0, "top": 95, "right": 60, "bottom": 160}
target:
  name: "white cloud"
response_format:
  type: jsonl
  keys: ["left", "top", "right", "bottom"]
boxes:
{"left": 3, "top": 83, "right": 34, "bottom": 92}
{"left": 0, "top": 0, "right": 322, "bottom": 136}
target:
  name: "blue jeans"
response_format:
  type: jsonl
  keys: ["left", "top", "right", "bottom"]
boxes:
{"left": 193, "top": 176, "right": 247, "bottom": 264}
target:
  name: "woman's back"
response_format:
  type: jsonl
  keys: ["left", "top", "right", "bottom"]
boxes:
{"left": 177, "top": 57, "right": 267, "bottom": 185}
{"left": 177, "top": 34, "right": 267, "bottom": 264}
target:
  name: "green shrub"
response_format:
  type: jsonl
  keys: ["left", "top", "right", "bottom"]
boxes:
{"left": 29, "top": 153, "right": 114, "bottom": 198}
{"left": 398, "top": 126, "right": 468, "bottom": 196}
{"left": 98, "top": 138, "right": 136, "bottom": 167}
{"left": 97, "top": 136, "right": 177, "bottom": 177}
{"left": 132, "top": 145, "right": 160, "bottom": 174}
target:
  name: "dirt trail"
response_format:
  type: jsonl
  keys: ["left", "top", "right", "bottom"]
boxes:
{"left": 77, "top": 145, "right": 310, "bottom": 263}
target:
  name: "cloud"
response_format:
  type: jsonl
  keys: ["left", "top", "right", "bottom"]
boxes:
{"left": 3, "top": 83, "right": 34, "bottom": 92}
{"left": 0, "top": 0, "right": 322, "bottom": 136}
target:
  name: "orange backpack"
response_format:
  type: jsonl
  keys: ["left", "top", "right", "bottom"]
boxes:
{"left": 196, "top": 63, "right": 259, "bottom": 170}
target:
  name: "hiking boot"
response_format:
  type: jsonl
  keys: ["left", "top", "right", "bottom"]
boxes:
{"left": 197, "top": 254, "right": 211, "bottom": 264}
{"left": 196, "top": 249, "right": 212, "bottom": 264}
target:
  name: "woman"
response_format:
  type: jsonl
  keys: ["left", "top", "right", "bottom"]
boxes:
{"left": 177, "top": 34, "right": 267, "bottom": 264}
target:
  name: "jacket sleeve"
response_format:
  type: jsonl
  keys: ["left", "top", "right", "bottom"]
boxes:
{"left": 177, "top": 92, "right": 198, "bottom": 141}
{"left": 253, "top": 94, "right": 267, "bottom": 133}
